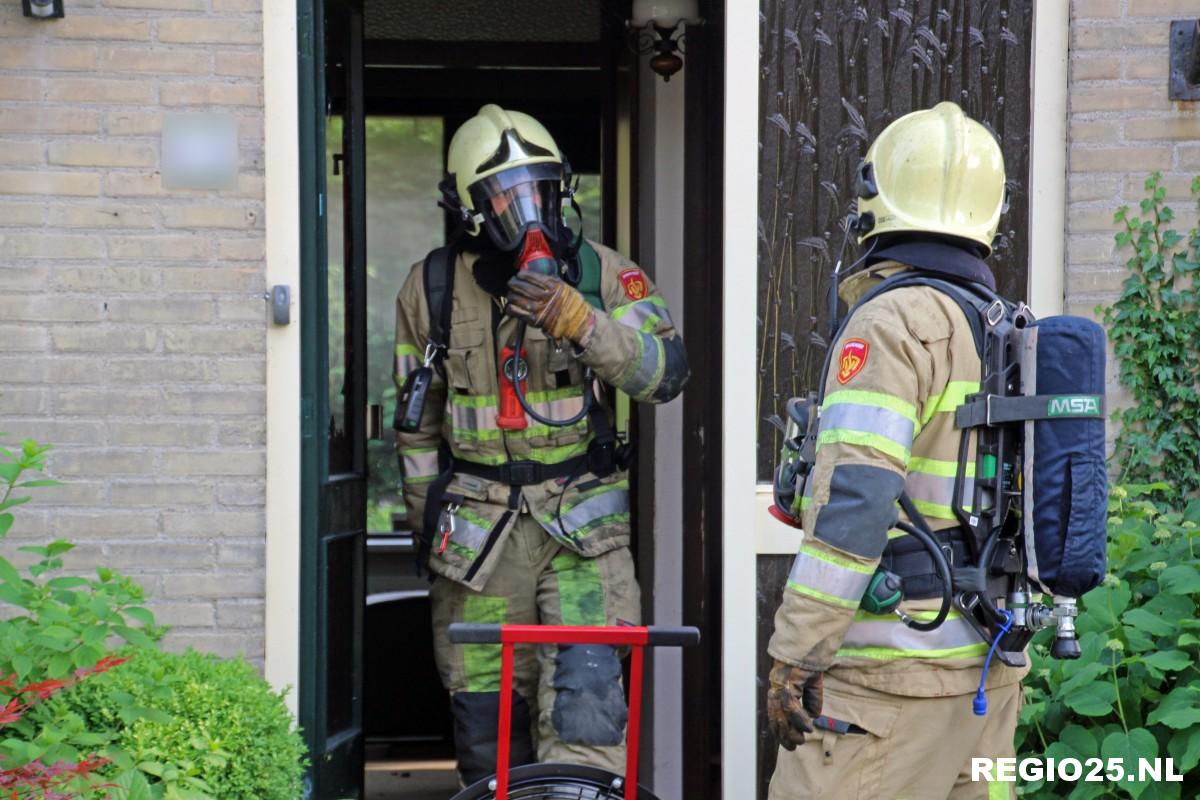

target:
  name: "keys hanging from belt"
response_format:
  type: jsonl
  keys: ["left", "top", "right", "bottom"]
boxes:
{"left": 437, "top": 501, "right": 460, "bottom": 556}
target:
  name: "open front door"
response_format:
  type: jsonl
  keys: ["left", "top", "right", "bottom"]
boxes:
{"left": 299, "top": 0, "right": 367, "bottom": 795}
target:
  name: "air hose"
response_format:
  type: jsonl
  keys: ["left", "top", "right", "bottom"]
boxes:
{"left": 891, "top": 520, "right": 954, "bottom": 632}
{"left": 510, "top": 320, "right": 595, "bottom": 428}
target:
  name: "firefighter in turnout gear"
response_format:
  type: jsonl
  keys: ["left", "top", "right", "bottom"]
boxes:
{"left": 393, "top": 105, "right": 688, "bottom": 786}
{"left": 766, "top": 103, "right": 1025, "bottom": 799}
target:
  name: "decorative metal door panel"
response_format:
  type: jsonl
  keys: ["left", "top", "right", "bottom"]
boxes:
{"left": 756, "top": 0, "right": 1032, "bottom": 480}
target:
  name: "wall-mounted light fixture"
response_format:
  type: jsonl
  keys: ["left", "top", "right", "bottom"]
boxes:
{"left": 21, "top": 0, "right": 64, "bottom": 19}
{"left": 628, "top": 0, "right": 703, "bottom": 82}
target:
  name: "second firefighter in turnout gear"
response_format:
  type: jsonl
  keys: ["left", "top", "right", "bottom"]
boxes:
{"left": 767, "top": 102, "right": 1025, "bottom": 800}
{"left": 393, "top": 104, "right": 688, "bottom": 785}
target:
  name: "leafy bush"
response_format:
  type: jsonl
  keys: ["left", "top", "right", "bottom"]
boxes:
{"left": 1104, "top": 174, "right": 1200, "bottom": 502}
{"left": 43, "top": 647, "right": 308, "bottom": 800}
{"left": 1016, "top": 484, "right": 1200, "bottom": 799}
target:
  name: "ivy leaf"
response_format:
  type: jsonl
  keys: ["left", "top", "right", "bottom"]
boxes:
{"left": 1102, "top": 728, "right": 1158, "bottom": 799}
{"left": 0, "top": 513, "right": 11, "bottom": 538}
{"left": 1168, "top": 726, "right": 1200, "bottom": 773}
{"left": 1060, "top": 723, "right": 1100, "bottom": 760}
{"left": 1141, "top": 650, "right": 1191, "bottom": 672}
{"left": 1147, "top": 686, "right": 1200, "bottom": 729}
{"left": 1063, "top": 681, "right": 1117, "bottom": 717}
{"left": 1159, "top": 565, "right": 1200, "bottom": 595}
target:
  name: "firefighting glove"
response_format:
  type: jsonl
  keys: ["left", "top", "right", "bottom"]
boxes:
{"left": 766, "top": 659, "right": 823, "bottom": 751}
{"left": 504, "top": 271, "right": 596, "bottom": 345}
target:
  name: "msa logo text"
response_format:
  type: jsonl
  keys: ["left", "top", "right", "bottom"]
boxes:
{"left": 1047, "top": 396, "right": 1101, "bottom": 417}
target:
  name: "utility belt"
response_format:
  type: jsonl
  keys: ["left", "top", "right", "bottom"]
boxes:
{"left": 880, "top": 527, "right": 972, "bottom": 600}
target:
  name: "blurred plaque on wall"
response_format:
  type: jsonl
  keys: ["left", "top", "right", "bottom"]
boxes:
{"left": 162, "top": 114, "right": 239, "bottom": 190}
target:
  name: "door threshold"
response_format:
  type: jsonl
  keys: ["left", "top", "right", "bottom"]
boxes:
{"left": 365, "top": 759, "right": 457, "bottom": 773}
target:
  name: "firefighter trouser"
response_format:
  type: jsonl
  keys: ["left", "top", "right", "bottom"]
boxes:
{"left": 431, "top": 513, "right": 641, "bottom": 786}
{"left": 768, "top": 672, "right": 1021, "bottom": 800}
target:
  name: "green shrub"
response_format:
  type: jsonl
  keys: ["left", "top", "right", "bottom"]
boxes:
{"left": 1016, "top": 484, "right": 1200, "bottom": 799}
{"left": 43, "top": 647, "right": 307, "bottom": 800}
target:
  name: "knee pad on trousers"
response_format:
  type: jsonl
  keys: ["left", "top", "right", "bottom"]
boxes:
{"left": 551, "top": 644, "right": 627, "bottom": 747}
{"left": 451, "top": 691, "right": 535, "bottom": 785}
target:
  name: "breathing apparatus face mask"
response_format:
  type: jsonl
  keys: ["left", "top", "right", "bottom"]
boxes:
{"left": 468, "top": 162, "right": 565, "bottom": 253}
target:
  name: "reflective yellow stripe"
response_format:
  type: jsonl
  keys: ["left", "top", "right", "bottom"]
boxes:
{"left": 817, "top": 429, "right": 910, "bottom": 464}
{"left": 988, "top": 780, "right": 1010, "bottom": 800}
{"left": 907, "top": 457, "right": 975, "bottom": 478}
{"left": 786, "top": 580, "right": 861, "bottom": 610}
{"left": 823, "top": 389, "right": 918, "bottom": 424}
{"left": 395, "top": 343, "right": 422, "bottom": 358}
{"left": 921, "top": 380, "right": 980, "bottom": 425}
{"left": 836, "top": 643, "right": 988, "bottom": 660}
{"left": 800, "top": 544, "right": 874, "bottom": 575}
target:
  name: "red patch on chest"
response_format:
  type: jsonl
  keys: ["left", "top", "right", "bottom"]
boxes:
{"left": 618, "top": 268, "right": 647, "bottom": 300}
{"left": 837, "top": 339, "right": 870, "bottom": 384}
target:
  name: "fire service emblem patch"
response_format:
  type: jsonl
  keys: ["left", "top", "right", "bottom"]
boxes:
{"left": 618, "top": 268, "right": 647, "bottom": 300}
{"left": 837, "top": 339, "right": 870, "bottom": 384}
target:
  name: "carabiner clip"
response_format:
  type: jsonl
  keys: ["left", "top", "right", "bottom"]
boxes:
{"left": 437, "top": 502, "right": 460, "bottom": 556}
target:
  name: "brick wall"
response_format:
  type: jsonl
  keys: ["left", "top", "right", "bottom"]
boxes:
{"left": 0, "top": 0, "right": 267, "bottom": 661}
{"left": 1067, "top": 0, "right": 1200, "bottom": 408}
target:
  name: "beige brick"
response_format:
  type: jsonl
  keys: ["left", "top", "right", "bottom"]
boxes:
{"left": 1072, "top": 23, "right": 1164, "bottom": 50}
{"left": 161, "top": 267, "right": 263, "bottom": 293}
{"left": 161, "top": 83, "right": 261, "bottom": 107}
{"left": 163, "top": 509, "right": 262, "bottom": 534}
{"left": 1125, "top": 117, "right": 1200, "bottom": 140}
{"left": 147, "top": 601, "right": 215, "bottom": 627}
{"left": 53, "top": 450, "right": 148, "bottom": 474}
{"left": 49, "top": 142, "right": 157, "bottom": 168}
{"left": 0, "top": 357, "right": 95, "bottom": 384}
{"left": 1121, "top": 174, "right": 1197, "bottom": 201}
{"left": 0, "top": 78, "right": 42, "bottom": 101}
{"left": 48, "top": 204, "right": 156, "bottom": 229}
{"left": 0, "top": 234, "right": 104, "bottom": 260}
{"left": 104, "top": 172, "right": 166, "bottom": 197}
{"left": 101, "top": 47, "right": 211, "bottom": 75}
{"left": 218, "top": 419, "right": 264, "bottom": 446}
{"left": 0, "top": 141, "right": 44, "bottom": 166}
{"left": 1072, "top": 146, "right": 1172, "bottom": 172}
{"left": 162, "top": 632, "right": 260, "bottom": 660}
{"left": 110, "top": 482, "right": 213, "bottom": 505}
{"left": 1071, "top": 55, "right": 1121, "bottom": 81}
{"left": 0, "top": 171, "right": 100, "bottom": 196}
{"left": 1068, "top": 119, "right": 1118, "bottom": 143}
{"left": 0, "top": 295, "right": 104, "bottom": 322}
{"left": 0, "top": 387, "right": 48, "bottom": 414}
{"left": 0, "top": 202, "right": 44, "bottom": 226}
{"left": 162, "top": 573, "right": 262, "bottom": 598}
{"left": 162, "top": 206, "right": 260, "bottom": 229}
{"left": 106, "top": 357, "right": 212, "bottom": 381}
{"left": 109, "top": 235, "right": 210, "bottom": 261}
{"left": 47, "top": 78, "right": 155, "bottom": 105}
{"left": 106, "top": 298, "right": 214, "bottom": 324}
{"left": 1067, "top": 269, "right": 1131, "bottom": 294}
{"left": 163, "top": 327, "right": 262, "bottom": 354}
{"left": 106, "top": 0, "right": 205, "bottom": 9}
{"left": 0, "top": 266, "right": 49, "bottom": 290}
{"left": 1072, "top": 86, "right": 1165, "bottom": 112}
{"left": 1069, "top": 235, "right": 1121, "bottom": 265}
{"left": 0, "top": 17, "right": 40, "bottom": 37}
{"left": 1072, "top": 0, "right": 1120, "bottom": 17}
{"left": 162, "top": 390, "right": 264, "bottom": 415}
{"left": 1127, "top": 0, "right": 1200, "bottom": 14}
{"left": 216, "top": 543, "right": 265, "bottom": 569}
{"left": 217, "top": 298, "right": 266, "bottom": 323}
{"left": 0, "top": 324, "right": 48, "bottom": 351}
{"left": 0, "top": 45, "right": 96, "bottom": 71}
{"left": 0, "top": 108, "right": 100, "bottom": 135}
{"left": 53, "top": 267, "right": 159, "bottom": 292}
{"left": 109, "top": 421, "right": 213, "bottom": 447}
{"left": 107, "top": 543, "right": 212, "bottom": 569}
{"left": 104, "top": 111, "right": 163, "bottom": 136}
{"left": 1180, "top": 145, "right": 1200, "bottom": 169}
{"left": 158, "top": 18, "right": 261, "bottom": 45}
{"left": 31, "top": 481, "right": 106, "bottom": 506}
{"left": 216, "top": 237, "right": 264, "bottom": 260}
{"left": 1126, "top": 52, "right": 1169, "bottom": 81}
{"left": 0, "top": 419, "right": 104, "bottom": 445}
{"left": 213, "top": 0, "right": 260, "bottom": 11}
{"left": 215, "top": 599, "right": 263, "bottom": 627}
{"left": 214, "top": 51, "right": 263, "bottom": 77}
{"left": 221, "top": 173, "right": 264, "bottom": 199}
{"left": 52, "top": 511, "right": 159, "bottom": 538}
{"left": 55, "top": 17, "right": 151, "bottom": 40}
{"left": 55, "top": 388, "right": 164, "bottom": 416}
{"left": 51, "top": 325, "right": 158, "bottom": 353}
{"left": 1068, "top": 206, "right": 1122, "bottom": 233}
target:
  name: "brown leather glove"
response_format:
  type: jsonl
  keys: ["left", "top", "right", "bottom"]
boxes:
{"left": 504, "top": 271, "right": 596, "bottom": 344}
{"left": 766, "top": 659, "right": 823, "bottom": 751}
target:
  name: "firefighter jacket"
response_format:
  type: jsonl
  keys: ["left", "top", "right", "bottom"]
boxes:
{"left": 393, "top": 240, "right": 687, "bottom": 591}
{"left": 768, "top": 261, "right": 1028, "bottom": 697}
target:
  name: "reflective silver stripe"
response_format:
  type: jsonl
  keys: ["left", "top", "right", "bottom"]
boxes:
{"left": 612, "top": 298, "right": 673, "bottom": 333}
{"left": 395, "top": 353, "right": 420, "bottom": 380}
{"left": 556, "top": 485, "right": 629, "bottom": 532}
{"left": 534, "top": 392, "right": 585, "bottom": 421}
{"left": 785, "top": 546, "right": 874, "bottom": 609}
{"left": 620, "top": 332, "right": 665, "bottom": 400}
{"left": 401, "top": 448, "right": 439, "bottom": 479}
{"left": 451, "top": 403, "right": 495, "bottom": 436}
{"left": 447, "top": 509, "right": 493, "bottom": 556}
{"left": 839, "top": 613, "right": 985, "bottom": 658}
{"left": 450, "top": 393, "right": 586, "bottom": 439}
{"left": 905, "top": 471, "right": 976, "bottom": 518}
{"left": 818, "top": 404, "right": 915, "bottom": 453}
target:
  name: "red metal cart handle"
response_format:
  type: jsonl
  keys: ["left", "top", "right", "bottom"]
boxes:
{"left": 448, "top": 623, "right": 700, "bottom": 800}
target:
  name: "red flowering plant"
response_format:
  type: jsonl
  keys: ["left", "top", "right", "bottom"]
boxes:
{"left": 0, "top": 438, "right": 162, "bottom": 798}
